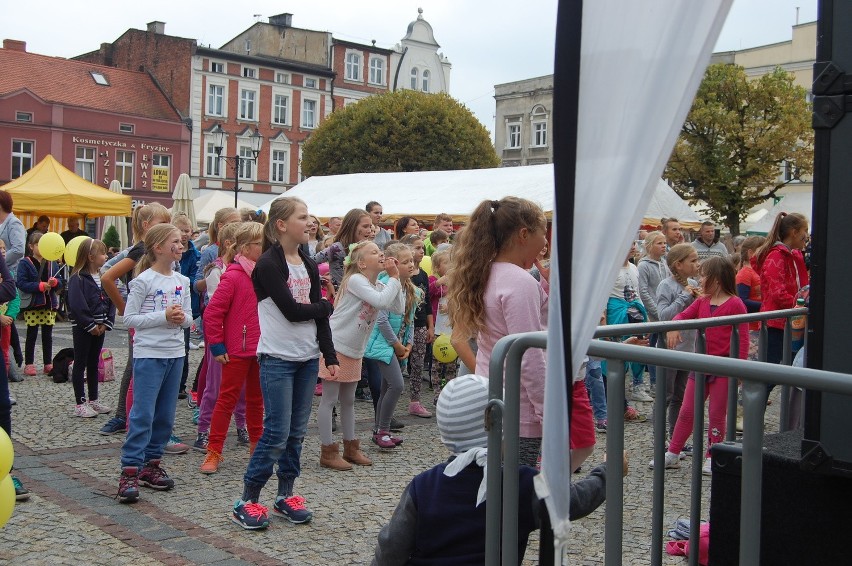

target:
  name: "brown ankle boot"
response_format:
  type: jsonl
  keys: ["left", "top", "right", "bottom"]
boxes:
{"left": 320, "top": 443, "right": 352, "bottom": 471}
{"left": 342, "top": 439, "right": 372, "bottom": 466}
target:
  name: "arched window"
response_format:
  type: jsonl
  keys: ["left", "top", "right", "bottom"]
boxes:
{"left": 530, "top": 105, "right": 549, "bottom": 147}
{"left": 422, "top": 69, "right": 430, "bottom": 92}
{"left": 410, "top": 67, "right": 419, "bottom": 90}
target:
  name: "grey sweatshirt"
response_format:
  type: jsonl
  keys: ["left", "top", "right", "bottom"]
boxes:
{"left": 655, "top": 276, "right": 698, "bottom": 352}
{"left": 637, "top": 257, "right": 670, "bottom": 321}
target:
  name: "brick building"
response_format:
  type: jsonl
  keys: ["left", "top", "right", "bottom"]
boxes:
{"left": 0, "top": 39, "right": 191, "bottom": 211}
{"left": 74, "top": 11, "right": 452, "bottom": 204}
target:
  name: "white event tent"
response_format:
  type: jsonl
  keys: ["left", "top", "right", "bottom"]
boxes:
{"left": 260, "top": 164, "right": 702, "bottom": 228}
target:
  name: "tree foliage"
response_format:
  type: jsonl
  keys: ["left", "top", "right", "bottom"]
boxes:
{"left": 102, "top": 225, "right": 120, "bottom": 249}
{"left": 301, "top": 90, "right": 499, "bottom": 177}
{"left": 665, "top": 64, "right": 813, "bottom": 235}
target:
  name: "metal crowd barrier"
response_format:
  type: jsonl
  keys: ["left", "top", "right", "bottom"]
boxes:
{"left": 484, "top": 308, "right": 852, "bottom": 566}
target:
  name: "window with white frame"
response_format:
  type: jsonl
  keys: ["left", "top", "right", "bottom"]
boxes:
{"left": 271, "top": 148, "right": 289, "bottom": 183}
{"left": 242, "top": 66, "right": 257, "bottom": 79}
{"left": 301, "top": 98, "right": 317, "bottom": 129}
{"left": 119, "top": 123, "right": 134, "bottom": 133}
{"left": 210, "top": 61, "right": 224, "bottom": 74}
{"left": 369, "top": 56, "right": 385, "bottom": 85}
{"left": 208, "top": 84, "right": 224, "bottom": 116}
{"left": 506, "top": 120, "right": 521, "bottom": 149}
{"left": 345, "top": 51, "right": 362, "bottom": 81}
{"left": 15, "top": 111, "right": 32, "bottom": 123}
{"left": 75, "top": 146, "right": 96, "bottom": 182}
{"left": 276, "top": 72, "right": 290, "bottom": 84}
{"left": 530, "top": 105, "right": 548, "bottom": 147}
{"left": 410, "top": 68, "right": 419, "bottom": 90}
{"left": 422, "top": 70, "right": 430, "bottom": 92}
{"left": 11, "top": 140, "right": 33, "bottom": 179}
{"left": 153, "top": 154, "right": 170, "bottom": 168}
{"left": 304, "top": 77, "right": 317, "bottom": 89}
{"left": 782, "top": 160, "right": 801, "bottom": 183}
{"left": 240, "top": 89, "right": 257, "bottom": 121}
{"left": 238, "top": 145, "right": 255, "bottom": 180}
{"left": 205, "top": 141, "right": 221, "bottom": 177}
{"left": 273, "top": 94, "right": 289, "bottom": 125}
{"left": 115, "top": 150, "right": 134, "bottom": 189}
{"left": 297, "top": 144, "right": 305, "bottom": 182}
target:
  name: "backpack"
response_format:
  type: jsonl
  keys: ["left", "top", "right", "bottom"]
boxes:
{"left": 98, "top": 348, "right": 115, "bottom": 382}
{"left": 47, "top": 347, "right": 76, "bottom": 384}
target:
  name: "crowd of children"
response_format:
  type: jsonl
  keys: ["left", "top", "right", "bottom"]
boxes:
{"left": 6, "top": 193, "right": 803, "bottom": 561}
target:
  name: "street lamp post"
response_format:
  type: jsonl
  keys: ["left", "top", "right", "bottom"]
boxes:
{"left": 212, "top": 123, "right": 264, "bottom": 208}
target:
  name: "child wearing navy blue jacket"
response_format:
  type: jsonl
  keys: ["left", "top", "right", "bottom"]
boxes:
{"left": 67, "top": 239, "right": 115, "bottom": 418}
{"left": 16, "top": 231, "right": 62, "bottom": 376}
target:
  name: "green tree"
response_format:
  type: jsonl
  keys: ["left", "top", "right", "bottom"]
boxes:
{"left": 102, "top": 225, "right": 120, "bottom": 249}
{"left": 301, "top": 90, "right": 499, "bottom": 177}
{"left": 665, "top": 64, "right": 813, "bottom": 235}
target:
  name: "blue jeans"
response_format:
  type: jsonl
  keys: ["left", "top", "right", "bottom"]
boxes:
{"left": 244, "top": 355, "right": 318, "bottom": 491}
{"left": 121, "top": 357, "right": 183, "bottom": 467}
{"left": 584, "top": 360, "right": 607, "bottom": 422}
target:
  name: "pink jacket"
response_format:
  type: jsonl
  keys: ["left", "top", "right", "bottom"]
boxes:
{"left": 203, "top": 262, "right": 260, "bottom": 358}
{"left": 474, "top": 263, "right": 548, "bottom": 438}
{"left": 674, "top": 295, "right": 749, "bottom": 360}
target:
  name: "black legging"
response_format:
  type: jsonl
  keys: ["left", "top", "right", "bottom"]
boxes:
{"left": 10, "top": 324, "right": 22, "bottom": 366}
{"left": 71, "top": 326, "right": 105, "bottom": 404}
{"left": 25, "top": 323, "right": 53, "bottom": 366}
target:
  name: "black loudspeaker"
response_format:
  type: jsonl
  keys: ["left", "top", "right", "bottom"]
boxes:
{"left": 708, "top": 434, "right": 852, "bottom": 565}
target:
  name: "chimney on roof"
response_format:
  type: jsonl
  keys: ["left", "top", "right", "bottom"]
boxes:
{"left": 3, "top": 39, "right": 26, "bottom": 52}
{"left": 147, "top": 21, "right": 166, "bottom": 34}
{"left": 269, "top": 13, "right": 293, "bottom": 27}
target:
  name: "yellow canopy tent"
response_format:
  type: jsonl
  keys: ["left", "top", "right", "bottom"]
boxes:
{"left": 1, "top": 155, "right": 132, "bottom": 219}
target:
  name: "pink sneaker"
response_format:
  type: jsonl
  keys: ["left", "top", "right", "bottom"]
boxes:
{"left": 24, "top": 364, "right": 36, "bottom": 376}
{"left": 43, "top": 364, "right": 54, "bottom": 375}
{"left": 408, "top": 401, "right": 432, "bottom": 418}
{"left": 371, "top": 431, "right": 397, "bottom": 449}
{"left": 314, "top": 382, "right": 323, "bottom": 396}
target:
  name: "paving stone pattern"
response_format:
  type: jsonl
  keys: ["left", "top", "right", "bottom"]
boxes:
{"left": 0, "top": 320, "right": 781, "bottom": 564}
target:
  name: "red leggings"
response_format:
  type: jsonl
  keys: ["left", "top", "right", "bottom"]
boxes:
{"left": 669, "top": 376, "right": 729, "bottom": 458}
{"left": 1, "top": 324, "right": 10, "bottom": 367}
{"left": 207, "top": 356, "right": 263, "bottom": 454}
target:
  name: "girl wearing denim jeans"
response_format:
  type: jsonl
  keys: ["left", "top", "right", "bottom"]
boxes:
{"left": 231, "top": 198, "right": 338, "bottom": 531}
{"left": 117, "top": 224, "right": 192, "bottom": 503}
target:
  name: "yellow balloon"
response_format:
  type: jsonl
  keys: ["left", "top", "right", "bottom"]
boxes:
{"left": 0, "top": 474, "right": 14, "bottom": 528}
{"left": 64, "top": 235, "right": 91, "bottom": 267}
{"left": 38, "top": 232, "right": 65, "bottom": 261}
{"left": 0, "top": 427, "right": 11, "bottom": 478}
{"left": 433, "top": 333, "right": 458, "bottom": 363}
{"left": 420, "top": 255, "right": 433, "bottom": 277}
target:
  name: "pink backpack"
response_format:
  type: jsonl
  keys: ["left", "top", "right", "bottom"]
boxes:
{"left": 97, "top": 349, "right": 115, "bottom": 382}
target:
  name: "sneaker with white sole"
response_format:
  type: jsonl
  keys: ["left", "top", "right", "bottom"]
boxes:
{"left": 9, "top": 394, "right": 15, "bottom": 406}
{"left": 87, "top": 399, "right": 112, "bottom": 414}
{"left": 74, "top": 403, "right": 98, "bottom": 418}
{"left": 648, "top": 451, "right": 681, "bottom": 470}
{"left": 164, "top": 435, "right": 190, "bottom": 455}
{"left": 273, "top": 495, "right": 313, "bottom": 524}
{"left": 702, "top": 457, "right": 712, "bottom": 476}
{"left": 630, "top": 387, "right": 654, "bottom": 403}
{"left": 232, "top": 500, "right": 269, "bottom": 530}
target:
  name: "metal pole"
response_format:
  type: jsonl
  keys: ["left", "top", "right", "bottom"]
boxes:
{"left": 739, "top": 379, "right": 765, "bottom": 565}
{"left": 688, "top": 331, "right": 707, "bottom": 566}
{"left": 651, "top": 339, "right": 667, "bottom": 566}
{"left": 780, "top": 319, "right": 793, "bottom": 431}
{"left": 605, "top": 357, "right": 625, "bottom": 566}
{"left": 726, "top": 325, "right": 741, "bottom": 441}
{"left": 234, "top": 156, "right": 240, "bottom": 209}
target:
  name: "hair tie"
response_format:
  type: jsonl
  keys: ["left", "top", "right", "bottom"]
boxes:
{"left": 490, "top": 200, "right": 500, "bottom": 212}
{"left": 343, "top": 242, "right": 359, "bottom": 267}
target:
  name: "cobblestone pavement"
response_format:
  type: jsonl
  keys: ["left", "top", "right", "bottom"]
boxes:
{"left": 0, "top": 320, "right": 782, "bottom": 564}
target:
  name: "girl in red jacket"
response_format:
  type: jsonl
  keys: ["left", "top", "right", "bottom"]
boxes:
{"left": 657, "top": 256, "right": 749, "bottom": 476}
{"left": 199, "top": 222, "right": 264, "bottom": 474}
{"left": 753, "top": 212, "right": 809, "bottom": 365}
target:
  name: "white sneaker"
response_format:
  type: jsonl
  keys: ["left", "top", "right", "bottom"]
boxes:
{"left": 631, "top": 387, "right": 654, "bottom": 403}
{"left": 87, "top": 399, "right": 112, "bottom": 414}
{"left": 702, "top": 457, "right": 712, "bottom": 476}
{"left": 189, "top": 341, "right": 200, "bottom": 351}
{"left": 9, "top": 394, "right": 16, "bottom": 406}
{"left": 74, "top": 403, "right": 98, "bottom": 418}
{"left": 649, "top": 451, "right": 681, "bottom": 470}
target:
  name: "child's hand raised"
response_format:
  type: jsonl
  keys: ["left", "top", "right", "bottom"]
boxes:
{"left": 384, "top": 256, "right": 400, "bottom": 278}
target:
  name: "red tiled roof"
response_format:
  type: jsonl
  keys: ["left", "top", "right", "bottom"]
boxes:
{"left": 0, "top": 46, "right": 180, "bottom": 121}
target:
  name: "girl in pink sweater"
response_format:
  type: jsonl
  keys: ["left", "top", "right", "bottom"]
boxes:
{"left": 656, "top": 256, "right": 749, "bottom": 476}
{"left": 449, "top": 197, "right": 595, "bottom": 470}
{"left": 199, "top": 222, "right": 264, "bottom": 474}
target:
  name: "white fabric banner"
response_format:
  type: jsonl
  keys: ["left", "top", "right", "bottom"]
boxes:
{"left": 538, "top": 0, "right": 733, "bottom": 547}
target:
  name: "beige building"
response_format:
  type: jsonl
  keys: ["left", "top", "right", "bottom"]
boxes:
{"left": 493, "top": 75, "right": 553, "bottom": 167}
{"left": 711, "top": 21, "right": 815, "bottom": 200}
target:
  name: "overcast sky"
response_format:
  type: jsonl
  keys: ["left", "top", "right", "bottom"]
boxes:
{"left": 2, "top": 0, "right": 817, "bottom": 134}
